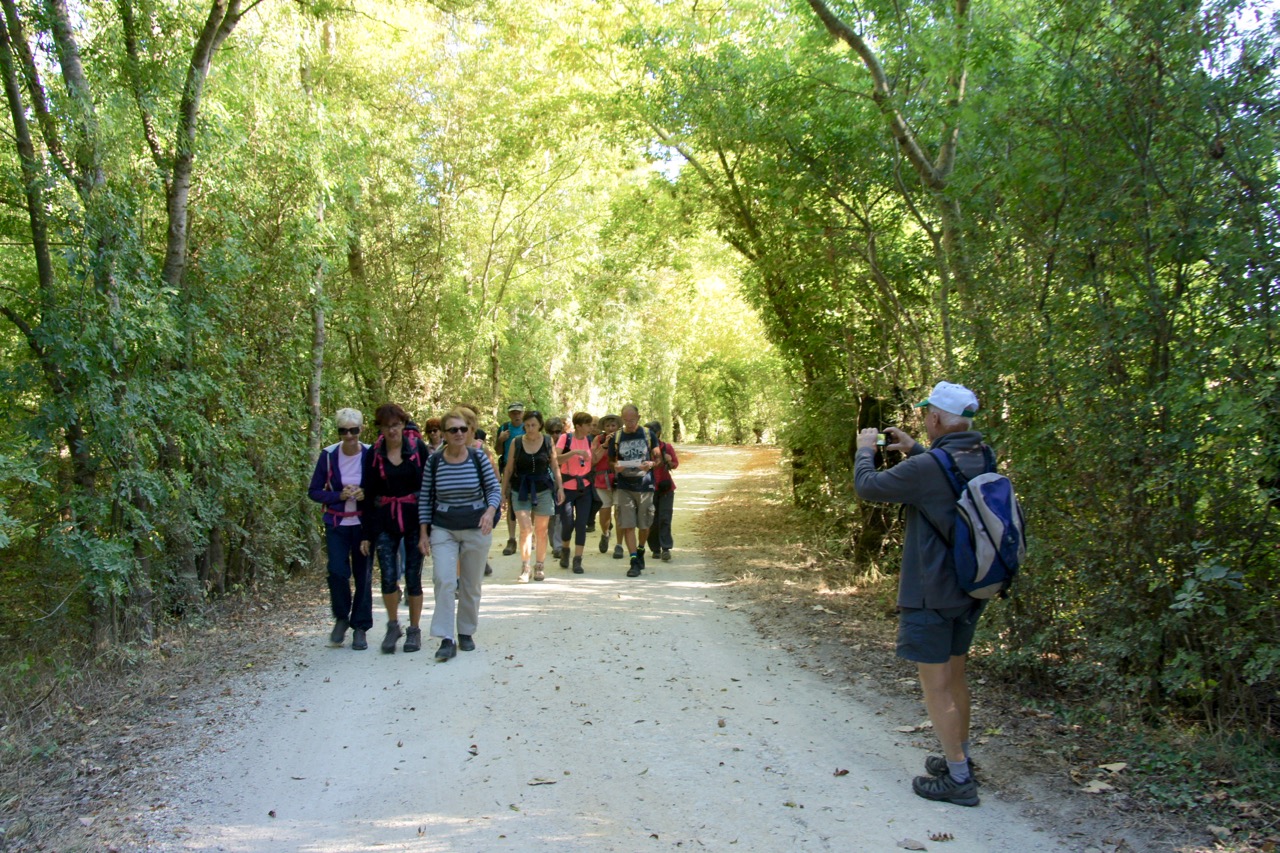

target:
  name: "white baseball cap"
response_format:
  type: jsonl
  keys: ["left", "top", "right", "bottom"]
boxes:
{"left": 915, "top": 382, "right": 979, "bottom": 418}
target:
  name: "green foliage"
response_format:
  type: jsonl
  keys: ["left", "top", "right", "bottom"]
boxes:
{"left": 0, "top": 0, "right": 1275, "bottom": 750}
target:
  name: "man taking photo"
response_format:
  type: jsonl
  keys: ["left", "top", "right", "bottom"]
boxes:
{"left": 853, "top": 381, "right": 993, "bottom": 807}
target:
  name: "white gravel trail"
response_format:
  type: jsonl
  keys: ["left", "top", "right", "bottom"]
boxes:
{"left": 134, "top": 445, "right": 1070, "bottom": 852}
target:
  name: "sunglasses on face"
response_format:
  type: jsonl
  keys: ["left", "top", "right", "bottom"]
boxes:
{"left": 337, "top": 427, "right": 361, "bottom": 436}
{"left": 444, "top": 426, "right": 469, "bottom": 434}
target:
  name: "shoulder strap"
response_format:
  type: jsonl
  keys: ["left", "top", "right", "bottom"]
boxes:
{"left": 429, "top": 451, "right": 441, "bottom": 512}
{"left": 928, "top": 448, "right": 966, "bottom": 495}
{"left": 468, "top": 447, "right": 487, "bottom": 499}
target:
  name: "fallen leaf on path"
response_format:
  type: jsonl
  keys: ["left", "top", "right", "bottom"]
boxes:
{"left": 468, "top": 745, "right": 479, "bottom": 756}
{"left": 1099, "top": 762, "right": 1127, "bottom": 773}
{"left": 527, "top": 778, "right": 557, "bottom": 786}
{"left": 1208, "top": 826, "right": 1232, "bottom": 840}
{"left": 1079, "top": 780, "right": 1114, "bottom": 794}
{"left": 897, "top": 839, "right": 927, "bottom": 850}
{"left": 290, "top": 776, "right": 305, "bottom": 781}
{"left": 268, "top": 810, "right": 276, "bottom": 818}
{"left": 78, "top": 817, "right": 95, "bottom": 827}
{"left": 833, "top": 768, "right": 849, "bottom": 777}
{"left": 718, "top": 718, "right": 726, "bottom": 728}
{"left": 929, "top": 831, "right": 954, "bottom": 841}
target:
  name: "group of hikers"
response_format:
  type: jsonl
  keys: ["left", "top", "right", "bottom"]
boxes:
{"left": 307, "top": 379, "right": 1019, "bottom": 811}
{"left": 307, "top": 400, "right": 679, "bottom": 663}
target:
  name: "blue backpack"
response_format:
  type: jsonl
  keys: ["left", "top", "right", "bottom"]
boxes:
{"left": 926, "top": 447, "right": 1026, "bottom": 599}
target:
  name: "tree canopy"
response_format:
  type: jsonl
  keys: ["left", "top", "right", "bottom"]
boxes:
{"left": 0, "top": 0, "right": 1277, "bottom": 730}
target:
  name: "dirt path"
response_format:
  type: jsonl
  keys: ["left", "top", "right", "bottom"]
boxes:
{"left": 124, "top": 445, "right": 1071, "bottom": 852}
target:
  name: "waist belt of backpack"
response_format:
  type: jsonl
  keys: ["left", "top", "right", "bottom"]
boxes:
{"left": 436, "top": 501, "right": 487, "bottom": 513}
{"left": 377, "top": 493, "right": 418, "bottom": 532}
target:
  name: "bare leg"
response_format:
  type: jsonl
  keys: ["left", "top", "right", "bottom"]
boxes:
{"left": 408, "top": 594, "right": 423, "bottom": 629}
{"left": 518, "top": 510, "right": 534, "bottom": 563}
{"left": 917, "top": 657, "right": 969, "bottom": 763}
{"left": 534, "top": 515, "right": 550, "bottom": 564}
{"left": 622, "top": 527, "right": 637, "bottom": 552}
{"left": 382, "top": 591, "right": 400, "bottom": 622}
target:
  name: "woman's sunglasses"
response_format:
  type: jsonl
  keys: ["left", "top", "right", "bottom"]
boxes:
{"left": 337, "top": 426, "right": 361, "bottom": 436}
{"left": 444, "top": 425, "right": 469, "bottom": 434}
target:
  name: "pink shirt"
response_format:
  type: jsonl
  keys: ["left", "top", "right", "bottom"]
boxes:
{"left": 337, "top": 448, "right": 363, "bottom": 525}
{"left": 558, "top": 434, "right": 592, "bottom": 488}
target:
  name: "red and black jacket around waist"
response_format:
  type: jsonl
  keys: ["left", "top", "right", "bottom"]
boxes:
{"left": 308, "top": 442, "right": 372, "bottom": 529}
{"left": 362, "top": 435, "right": 427, "bottom": 541}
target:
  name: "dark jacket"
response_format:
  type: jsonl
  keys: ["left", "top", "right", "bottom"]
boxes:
{"left": 854, "top": 430, "right": 990, "bottom": 609}
{"left": 308, "top": 442, "right": 372, "bottom": 529}
{"left": 361, "top": 436, "right": 427, "bottom": 541}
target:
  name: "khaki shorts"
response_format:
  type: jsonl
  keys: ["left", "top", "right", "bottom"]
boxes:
{"left": 597, "top": 486, "right": 615, "bottom": 509}
{"left": 614, "top": 489, "right": 654, "bottom": 530}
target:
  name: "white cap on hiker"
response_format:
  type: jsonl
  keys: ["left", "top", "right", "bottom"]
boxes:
{"left": 915, "top": 382, "right": 979, "bottom": 418}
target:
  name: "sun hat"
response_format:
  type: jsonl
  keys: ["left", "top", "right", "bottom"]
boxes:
{"left": 506, "top": 401, "right": 525, "bottom": 412}
{"left": 915, "top": 382, "right": 979, "bottom": 418}
{"left": 599, "top": 413, "right": 622, "bottom": 429}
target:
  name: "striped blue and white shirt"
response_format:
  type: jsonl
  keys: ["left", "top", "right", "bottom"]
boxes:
{"left": 418, "top": 448, "right": 502, "bottom": 531}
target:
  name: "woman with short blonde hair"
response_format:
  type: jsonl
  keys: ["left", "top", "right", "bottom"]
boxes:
{"left": 307, "top": 408, "right": 374, "bottom": 650}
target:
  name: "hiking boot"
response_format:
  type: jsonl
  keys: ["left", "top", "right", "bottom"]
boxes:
{"left": 637, "top": 548, "right": 646, "bottom": 572}
{"left": 911, "top": 773, "right": 979, "bottom": 807}
{"left": 381, "top": 621, "right": 403, "bottom": 654}
{"left": 435, "top": 639, "right": 456, "bottom": 662}
{"left": 351, "top": 629, "right": 368, "bottom": 651}
{"left": 586, "top": 521, "right": 595, "bottom": 532}
{"left": 329, "top": 618, "right": 349, "bottom": 647}
{"left": 660, "top": 549, "right": 671, "bottom": 562}
{"left": 599, "top": 530, "right": 610, "bottom": 553}
{"left": 572, "top": 556, "right": 584, "bottom": 574}
{"left": 627, "top": 556, "right": 642, "bottom": 578}
{"left": 533, "top": 563, "right": 545, "bottom": 581}
{"left": 925, "top": 755, "right": 977, "bottom": 779}
{"left": 559, "top": 548, "right": 570, "bottom": 569}
{"left": 458, "top": 634, "right": 476, "bottom": 652}
{"left": 551, "top": 546, "right": 561, "bottom": 561}
{"left": 403, "top": 627, "right": 422, "bottom": 653}
{"left": 502, "top": 537, "right": 517, "bottom": 556}
{"left": 613, "top": 543, "right": 624, "bottom": 559}
{"left": 484, "top": 562, "right": 493, "bottom": 576}
{"left": 518, "top": 565, "right": 531, "bottom": 583}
